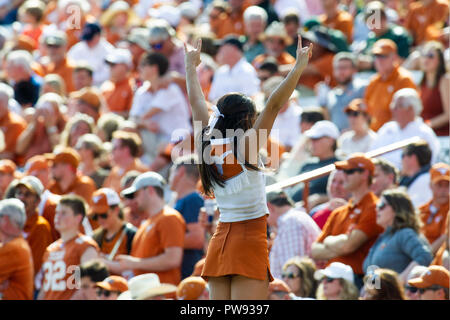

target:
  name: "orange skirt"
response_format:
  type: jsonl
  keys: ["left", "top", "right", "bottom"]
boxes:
{"left": 201, "top": 215, "right": 273, "bottom": 282}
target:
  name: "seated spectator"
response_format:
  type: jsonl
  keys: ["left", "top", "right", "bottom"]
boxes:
{"left": 318, "top": 0, "right": 353, "bottom": 43}
{"left": 407, "top": 265, "right": 449, "bottom": 300}
{"left": 72, "top": 63, "right": 94, "bottom": 91}
{"left": 320, "top": 52, "right": 367, "bottom": 132}
{"left": 101, "top": 48, "right": 134, "bottom": 118}
{"left": 403, "top": 0, "right": 449, "bottom": 47}
{"left": 364, "top": 39, "right": 417, "bottom": 131}
{"left": 117, "top": 273, "right": 177, "bottom": 300}
{"left": 176, "top": 276, "right": 209, "bottom": 300}
{"left": 102, "top": 130, "right": 148, "bottom": 193}
{"left": 58, "top": 113, "right": 95, "bottom": 149}
{"left": 370, "top": 88, "right": 441, "bottom": 171}
{"left": 361, "top": 268, "right": 405, "bottom": 300}
{"left": 281, "top": 256, "right": 318, "bottom": 299}
{"left": 125, "top": 27, "right": 150, "bottom": 77}
{"left": 370, "top": 158, "right": 399, "bottom": 197}
{"left": 267, "top": 189, "right": 321, "bottom": 279}
{"left": 256, "top": 57, "right": 279, "bottom": 84}
{"left": 120, "top": 171, "right": 148, "bottom": 229}
{"left": 242, "top": 5, "right": 267, "bottom": 63}
{"left": 337, "top": 99, "right": 377, "bottom": 159}
{"left": 91, "top": 188, "right": 137, "bottom": 259}
{"left": 70, "top": 260, "right": 109, "bottom": 300}
{"left": 68, "top": 86, "right": 103, "bottom": 123}
{"left": 282, "top": 10, "right": 301, "bottom": 58}
{"left": 0, "top": 199, "right": 34, "bottom": 300}
{"left": 99, "top": 1, "right": 140, "bottom": 46}
{"left": 207, "top": 0, "right": 234, "bottom": 39}
{"left": 169, "top": 155, "right": 205, "bottom": 280}
{"left": 67, "top": 22, "right": 114, "bottom": 86}
{"left": 311, "top": 154, "right": 384, "bottom": 288}
{"left": 314, "top": 262, "right": 359, "bottom": 300}
{"left": 418, "top": 163, "right": 449, "bottom": 253}
{"left": 75, "top": 133, "right": 109, "bottom": 189}
{"left": 398, "top": 141, "right": 434, "bottom": 208}
{"left": 0, "top": 160, "right": 19, "bottom": 200}
{"left": 0, "top": 83, "right": 27, "bottom": 162}
{"left": 289, "top": 120, "right": 340, "bottom": 203}
{"left": 96, "top": 113, "right": 124, "bottom": 143}
{"left": 17, "top": 0, "right": 45, "bottom": 50}
{"left": 252, "top": 21, "right": 295, "bottom": 70}
{"left": 208, "top": 35, "right": 260, "bottom": 103}
{"left": 363, "top": 189, "right": 432, "bottom": 280}
{"left": 404, "top": 265, "right": 428, "bottom": 300}
{"left": 95, "top": 275, "right": 129, "bottom": 300}
{"left": 311, "top": 169, "right": 350, "bottom": 229}
{"left": 419, "top": 41, "right": 449, "bottom": 136}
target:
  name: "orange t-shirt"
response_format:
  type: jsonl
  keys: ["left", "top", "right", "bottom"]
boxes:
{"left": 0, "top": 237, "right": 34, "bottom": 300}
{"left": 102, "top": 160, "right": 148, "bottom": 193}
{"left": 319, "top": 10, "right": 354, "bottom": 43}
{"left": 404, "top": 0, "right": 449, "bottom": 46}
{"left": 42, "top": 57, "right": 76, "bottom": 93}
{"left": 41, "top": 234, "right": 99, "bottom": 300}
{"left": 101, "top": 78, "right": 134, "bottom": 113}
{"left": 93, "top": 224, "right": 133, "bottom": 257}
{"left": 23, "top": 214, "right": 53, "bottom": 276}
{"left": 419, "top": 201, "right": 449, "bottom": 245}
{"left": 316, "top": 192, "right": 384, "bottom": 275}
{"left": 0, "top": 111, "right": 27, "bottom": 158}
{"left": 49, "top": 174, "right": 97, "bottom": 206}
{"left": 364, "top": 66, "right": 417, "bottom": 131}
{"left": 131, "top": 206, "right": 186, "bottom": 285}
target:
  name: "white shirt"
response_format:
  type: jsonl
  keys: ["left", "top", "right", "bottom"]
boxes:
{"left": 130, "top": 82, "right": 192, "bottom": 141}
{"left": 369, "top": 118, "right": 441, "bottom": 171}
{"left": 67, "top": 38, "right": 115, "bottom": 86}
{"left": 208, "top": 58, "right": 260, "bottom": 102}
{"left": 269, "top": 208, "right": 321, "bottom": 279}
{"left": 337, "top": 130, "right": 377, "bottom": 159}
{"left": 407, "top": 172, "right": 432, "bottom": 209}
{"left": 271, "top": 102, "right": 302, "bottom": 148}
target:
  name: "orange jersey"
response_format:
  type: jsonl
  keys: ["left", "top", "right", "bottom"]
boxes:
{"left": 0, "top": 237, "right": 34, "bottom": 300}
{"left": 49, "top": 174, "right": 97, "bottom": 206}
{"left": 319, "top": 10, "right": 354, "bottom": 43}
{"left": 23, "top": 214, "right": 53, "bottom": 276}
{"left": 364, "top": 66, "right": 417, "bottom": 131}
{"left": 316, "top": 192, "right": 384, "bottom": 275}
{"left": 131, "top": 206, "right": 186, "bottom": 285}
{"left": 419, "top": 201, "right": 449, "bottom": 245}
{"left": 101, "top": 78, "right": 134, "bottom": 113}
{"left": 41, "top": 234, "right": 99, "bottom": 300}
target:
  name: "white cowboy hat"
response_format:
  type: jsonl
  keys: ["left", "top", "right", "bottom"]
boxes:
{"left": 117, "top": 273, "right": 177, "bottom": 300}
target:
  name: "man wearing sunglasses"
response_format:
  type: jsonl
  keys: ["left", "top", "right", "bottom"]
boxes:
{"left": 311, "top": 153, "right": 384, "bottom": 289}
{"left": 407, "top": 265, "right": 449, "bottom": 300}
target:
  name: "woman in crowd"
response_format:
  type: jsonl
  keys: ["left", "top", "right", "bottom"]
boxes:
{"left": 360, "top": 268, "right": 405, "bottom": 300}
{"left": 315, "top": 262, "right": 359, "bottom": 300}
{"left": 281, "top": 256, "right": 318, "bottom": 299}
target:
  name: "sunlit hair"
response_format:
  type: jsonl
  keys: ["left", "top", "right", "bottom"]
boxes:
{"left": 59, "top": 113, "right": 95, "bottom": 148}
{"left": 282, "top": 256, "right": 318, "bottom": 298}
{"left": 363, "top": 268, "right": 405, "bottom": 300}
{"left": 420, "top": 41, "right": 447, "bottom": 88}
{"left": 381, "top": 188, "right": 422, "bottom": 233}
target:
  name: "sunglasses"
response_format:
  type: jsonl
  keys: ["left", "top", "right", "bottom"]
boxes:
{"left": 405, "top": 286, "right": 418, "bottom": 293}
{"left": 15, "top": 190, "right": 35, "bottom": 198}
{"left": 96, "top": 289, "right": 119, "bottom": 297}
{"left": 376, "top": 201, "right": 387, "bottom": 211}
{"left": 423, "top": 52, "right": 436, "bottom": 59}
{"left": 93, "top": 213, "right": 108, "bottom": 221}
{"left": 374, "top": 54, "right": 388, "bottom": 59}
{"left": 150, "top": 42, "right": 164, "bottom": 50}
{"left": 323, "top": 277, "right": 335, "bottom": 283}
{"left": 346, "top": 111, "right": 361, "bottom": 117}
{"left": 418, "top": 286, "right": 442, "bottom": 294}
{"left": 282, "top": 272, "right": 299, "bottom": 279}
{"left": 343, "top": 168, "right": 364, "bottom": 175}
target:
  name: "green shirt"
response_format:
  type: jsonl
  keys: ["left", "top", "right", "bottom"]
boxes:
{"left": 364, "top": 24, "right": 413, "bottom": 58}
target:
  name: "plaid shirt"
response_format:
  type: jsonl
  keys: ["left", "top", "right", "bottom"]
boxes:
{"left": 270, "top": 208, "right": 321, "bottom": 279}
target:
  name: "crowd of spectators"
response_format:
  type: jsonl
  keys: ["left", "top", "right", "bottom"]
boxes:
{"left": 0, "top": 0, "right": 449, "bottom": 300}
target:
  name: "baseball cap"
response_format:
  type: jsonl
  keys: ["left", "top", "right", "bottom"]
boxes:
{"left": 121, "top": 171, "right": 166, "bottom": 197}
{"left": 314, "top": 262, "right": 354, "bottom": 284}
{"left": 91, "top": 188, "right": 121, "bottom": 214}
{"left": 24, "top": 155, "right": 51, "bottom": 174}
{"left": 429, "top": 163, "right": 450, "bottom": 184}
{"left": 372, "top": 39, "right": 397, "bottom": 56}
{"left": 127, "top": 28, "right": 150, "bottom": 51}
{"left": 344, "top": 98, "right": 369, "bottom": 114}
{"left": 105, "top": 48, "right": 132, "bottom": 67}
{"left": 44, "top": 30, "right": 67, "bottom": 46}
{"left": 334, "top": 153, "right": 375, "bottom": 175}
{"left": 0, "top": 159, "right": 17, "bottom": 174}
{"left": 176, "top": 276, "right": 207, "bottom": 300}
{"left": 81, "top": 22, "right": 102, "bottom": 41}
{"left": 52, "top": 147, "right": 81, "bottom": 169}
{"left": 16, "top": 176, "right": 44, "bottom": 197}
{"left": 96, "top": 276, "right": 128, "bottom": 293}
{"left": 408, "top": 265, "right": 450, "bottom": 289}
{"left": 214, "top": 35, "right": 244, "bottom": 52}
{"left": 70, "top": 87, "right": 101, "bottom": 109}
{"left": 304, "top": 120, "right": 340, "bottom": 140}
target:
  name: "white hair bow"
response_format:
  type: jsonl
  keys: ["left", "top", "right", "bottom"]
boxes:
{"left": 205, "top": 105, "right": 224, "bottom": 135}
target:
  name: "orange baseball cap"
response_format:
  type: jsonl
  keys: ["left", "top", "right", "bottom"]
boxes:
{"left": 430, "top": 163, "right": 450, "bottom": 184}
{"left": 176, "top": 276, "right": 207, "bottom": 300}
{"left": 0, "top": 160, "right": 17, "bottom": 174}
{"left": 70, "top": 87, "right": 101, "bottom": 109}
{"left": 52, "top": 147, "right": 81, "bottom": 169}
{"left": 268, "top": 279, "right": 292, "bottom": 294}
{"left": 372, "top": 39, "right": 397, "bottom": 56}
{"left": 335, "top": 153, "right": 375, "bottom": 175}
{"left": 408, "top": 265, "right": 450, "bottom": 289}
{"left": 91, "top": 188, "right": 121, "bottom": 213}
{"left": 24, "top": 155, "right": 51, "bottom": 174}
{"left": 344, "top": 99, "right": 369, "bottom": 114}
{"left": 96, "top": 276, "right": 128, "bottom": 293}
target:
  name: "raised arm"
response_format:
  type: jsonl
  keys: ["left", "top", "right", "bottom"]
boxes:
{"left": 184, "top": 39, "right": 210, "bottom": 132}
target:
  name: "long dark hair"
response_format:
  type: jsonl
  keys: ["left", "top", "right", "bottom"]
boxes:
{"left": 421, "top": 41, "right": 447, "bottom": 88}
{"left": 198, "top": 93, "right": 259, "bottom": 196}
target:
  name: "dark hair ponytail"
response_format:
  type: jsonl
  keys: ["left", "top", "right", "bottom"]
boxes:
{"left": 197, "top": 93, "right": 260, "bottom": 196}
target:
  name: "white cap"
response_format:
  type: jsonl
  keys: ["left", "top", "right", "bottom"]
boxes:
{"left": 314, "top": 262, "right": 354, "bottom": 284}
{"left": 17, "top": 175, "right": 44, "bottom": 197}
{"left": 304, "top": 120, "right": 340, "bottom": 140}
{"left": 148, "top": 5, "right": 181, "bottom": 27}
{"left": 105, "top": 48, "right": 132, "bottom": 67}
{"left": 121, "top": 172, "right": 166, "bottom": 197}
